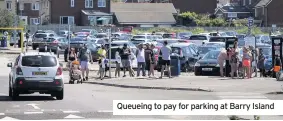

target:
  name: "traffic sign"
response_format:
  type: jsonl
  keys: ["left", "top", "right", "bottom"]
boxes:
{"left": 248, "top": 17, "right": 254, "bottom": 27}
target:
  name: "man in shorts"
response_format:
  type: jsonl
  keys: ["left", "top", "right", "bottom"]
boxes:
{"left": 119, "top": 44, "right": 133, "bottom": 77}
{"left": 78, "top": 44, "right": 93, "bottom": 81}
{"left": 159, "top": 41, "right": 172, "bottom": 78}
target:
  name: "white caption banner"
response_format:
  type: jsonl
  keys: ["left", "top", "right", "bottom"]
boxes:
{"left": 113, "top": 100, "right": 283, "bottom": 115}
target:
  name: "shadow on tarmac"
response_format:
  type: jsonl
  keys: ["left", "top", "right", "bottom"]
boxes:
{"left": 0, "top": 95, "right": 55, "bottom": 101}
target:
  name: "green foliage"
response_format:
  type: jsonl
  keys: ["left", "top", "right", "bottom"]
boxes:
{"left": 191, "top": 28, "right": 205, "bottom": 34}
{"left": 179, "top": 11, "right": 227, "bottom": 27}
{"left": 0, "top": 9, "right": 15, "bottom": 28}
{"left": 236, "top": 26, "right": 265, "bottom": 35}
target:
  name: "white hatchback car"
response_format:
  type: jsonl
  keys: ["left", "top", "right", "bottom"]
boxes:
{"left": 7, "top": 52, "right": 64, "bottom": 100}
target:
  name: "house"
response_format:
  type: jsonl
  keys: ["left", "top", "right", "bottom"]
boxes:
{"left": 215, "top": 5, "right": 252, "bottom": 19}
{"left": 0, "top": 0, "right": 17, "bottom": 15}
{"left": 254, "top": 0, "right": 283, "bottom": 27}
{"left": 111, "top": 3, "right": 177, "bottom": 27}
{"left": 17, "top": 0, "right": 50, "bottom": 25}
{"left": 50, "top": 0, "right": 112, "bottom": 26}
{"left": 121, "top": 0, "right": 217, "bottom": 14}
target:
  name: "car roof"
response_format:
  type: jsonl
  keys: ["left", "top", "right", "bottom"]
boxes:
{"left": 35, "top": 33, "right": 53, "bottom": 35}
{"left": 21, "top": 52, "right": 56, "bottom": 57}
{"left": 170, "top": 43, "right": 194, "bottom": 47}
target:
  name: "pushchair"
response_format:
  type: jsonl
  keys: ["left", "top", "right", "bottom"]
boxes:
{"left": 68, "top": 60, "right": 83, "bottom": 84}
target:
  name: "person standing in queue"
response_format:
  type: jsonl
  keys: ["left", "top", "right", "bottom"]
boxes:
{"left": 242, "top": 47, "right": 252, "bottom": 78}
{"left": 120, "top": 44, "right": 133, "bottom": 77}
{"left": 217, "top": 48, "right": 227, "bottom": 77}
{"left": 257, "top": 48, "right": 265, "bottom": 77}
{"left": 274, "top": 55, "right": 282, "bottom": 77}
{"left": 136, "top": 44, "right": 146, "bottom": 77}
{"left": 115, "top": 48, "right": 121, "bottom": 77}
{"left": 78, "top": 44, "right": 93, "bottom": 81}
{"left": 149, "top": 44, "right": 156, "bottom": 78}
{"left": 159, "top": 41, "right": 172, "bottom": 79}
{"left": 97, "top": 45, "right": 107, "bottom": 79}
{"left": 144, "top": 44, "right": 152, "bottom": 77}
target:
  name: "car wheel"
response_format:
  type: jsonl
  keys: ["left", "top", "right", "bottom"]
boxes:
{"left": 56, "top": 89, "right": 64, "bottom": 100}
{"left": 11, "top": 89, "right": 19, "bottom": 100}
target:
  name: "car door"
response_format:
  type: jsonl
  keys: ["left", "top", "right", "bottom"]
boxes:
{"left": 11, "top": 55, "right": 20, "bottom": 85}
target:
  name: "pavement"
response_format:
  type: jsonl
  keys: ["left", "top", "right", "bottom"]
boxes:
{"left": 1, "top": 53, "right": 283, "bottom": 120}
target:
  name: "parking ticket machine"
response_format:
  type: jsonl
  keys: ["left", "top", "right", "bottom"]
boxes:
{"left": 225, "top": 37, "right": 238, "bottom": 77}
{"left": 271, "top": 37, "right": 283, "bottom": 78}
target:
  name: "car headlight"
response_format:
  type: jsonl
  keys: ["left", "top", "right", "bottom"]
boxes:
{"left": 194, "top": 63, "right": 200, "bottom": 67}
{"left": 216, "top": 64, "right": 220, "bottom": 67}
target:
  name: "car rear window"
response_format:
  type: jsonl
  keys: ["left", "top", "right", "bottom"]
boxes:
{"left": 189, "top": 36, "right": 207, "bottom": 40}
{"left": 133, "top": 36, "right": 145, "bottom": 39}
{"left": 171, "top": 47, "right": 181, "bottom": 55}
{"left": 35, "top": 34, "right": 47, "bottom": 38}
{"left": 21, "top": 55, "right": 57, "bottom": 67}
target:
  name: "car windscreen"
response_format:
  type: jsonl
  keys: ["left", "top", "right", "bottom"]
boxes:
{"left": 35, "top": 34, "right": 47, "bottom": 38}
{"left": 171, "top": 47, "right": 181, "bottom": 55}
{"left": 226, "top": 32, "right": 235, "bottom": 36}
{"left": 198, "top": 47, "right": 217, "bottom": 54}
{"left": 179, "top": 33, "right": 192, "bottom": 37}
{"left": 202, "top": 51, "right": 220, "bottom": 60}
{"left": 189, "top": 35, "right": 207, "bottom": 40}
{"left": 163, "top": 34, "right": 173, "bottom": 38}
{"left": 96, "top": 34, "right": 107, "bottom": 38}
{"left": 59, "top": 32, "right": 66, "bottom": 35}
{"left": 21, "top": 55, "right": 57, "bottom": 67}
{"left": 209, "top": 38, "right": 225, "bottom": 42}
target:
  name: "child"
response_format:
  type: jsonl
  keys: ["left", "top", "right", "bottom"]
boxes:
{"left": 99, "top": 57, "right": 107, "bottom": 80}
{"left": 115, "top": 51, "right": 121, "bottom": 77}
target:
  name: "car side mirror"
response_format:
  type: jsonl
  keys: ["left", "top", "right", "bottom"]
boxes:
{"left": 59, "top": 63, "right": 63, "bottom": 67}
{"left": 7, "top": 62, "right": 12, "bottom": 67}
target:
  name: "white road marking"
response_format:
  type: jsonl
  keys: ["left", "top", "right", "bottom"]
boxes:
{"left": 219, "top": 95, "right": 268, "bottom": 99}
{"left": 62, "top": 111, "right": 80, "bottom": 113}
{"left": 64, "top": 114, "right": 84, "bottom": 119}
{"left": 24, "top": 111, "right": 43, "bottom": 114}
{"left": 97, "top": 110, "right": 113, "bottom": 113}
{"left": 0, "top": 113, "right": 4, "bottom": 115}
{"left": 26, "top": 104, "right": 40, "bottom": 109}
{"left": 0, "top": 116, "right": 19, "bottom": 120}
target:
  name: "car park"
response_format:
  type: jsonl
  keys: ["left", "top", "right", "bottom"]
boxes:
{"left": 64, "top": 37, "right": 88, "bottom": 62}
{"left": 96, "top": 33, "right": 108, "bottom": 39}
{"left": 194, "top": 50, "right": 223, "bottom": 76}
{"left": 209, "top": 32, "right": 227, "bottom": 36}
{"left": 256, "top": 35, "right": 271, "bottom": 44}
{"left": 87, "top": 43, "right": 101, "bottom": 62}
{"left": 7, "top": 52, "right": 64, "bottom": 100}
{"left": 225, "top": 31, "right": 237, "bottom": 37}
{"left": 131, "top": 35, "right": 153, "bottom": 46}
{"left": 87, "top": 38, "right": 107, "bottom": 46}
{"left": 32, "top": 33, "right": 56, "bottom": 50}
{"left": 58, "top": 30, "right": 72, "bottom": 38}
{"left": 9, "top": 32, "right": 27, "bottom": 46}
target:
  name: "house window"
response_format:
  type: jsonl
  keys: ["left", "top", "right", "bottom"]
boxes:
{"left": 32, "top": 3, "right": 40, "bottom": 10}
{"left": 227, "top": 13, "right": 237, "bottom": 18}
{"left": 70, "top": 0, "right": 74, "bottom": 7}
{"left": 98, "top": 0, "right": 106, "bottom": 7}
{"left": 19, "top": 3, "right": 24, "bottom": 10}
{"left": 30, "top": 18, "right": 39, "bottom": 25}
{"left": 249, "top": 0, "right": 251, "bottom": 4}
{"left": 60, "top": 16, "right": 74, "bottom": 24}
{"left": 85, "top": 0, "right": 93, "bottom": 8}
{"left": 6, "top": 1, "right": 12, "bottom": 10}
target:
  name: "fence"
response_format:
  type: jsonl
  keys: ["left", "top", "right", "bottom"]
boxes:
{"left": 26, "top": 24, "right": 283, "bottom": 33}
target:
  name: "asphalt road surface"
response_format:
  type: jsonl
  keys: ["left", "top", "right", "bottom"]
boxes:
{"left": 1, "top": 53, "right": 283, "bottom": 120}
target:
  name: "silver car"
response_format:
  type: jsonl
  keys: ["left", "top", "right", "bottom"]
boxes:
{"left": 32, "top": 33, "right": 56, "bottom": 50}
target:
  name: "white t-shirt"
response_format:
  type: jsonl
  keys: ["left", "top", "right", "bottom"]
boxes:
{"left": 160, "top": 45, "right": 171, "bottom": 60}
{"left": 136, "top": 49, "right": 145, "bottom": 62}
{"left": 115, "top": 52, "right": 121, "bottom": 64}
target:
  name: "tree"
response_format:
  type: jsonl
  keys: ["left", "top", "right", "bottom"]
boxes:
{"left": 0, "top": 9, "right": 16, "bottom": 27}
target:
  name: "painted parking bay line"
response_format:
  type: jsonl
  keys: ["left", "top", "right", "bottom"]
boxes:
{"left": 24, "top": 111, "right": 43, "bottom": 114}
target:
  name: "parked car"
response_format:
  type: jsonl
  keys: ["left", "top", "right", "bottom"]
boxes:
{"left": 64, "top": 37, "right": 88, "bottom": 62}
{"left": 176, "top": 32, "right": 193, "bottom": 39}
{"left": 32, "top": 33, "right": 56, "bottom": 50}
{"left": 106, "top": 46, "right": 138, "bottom": 69}
{"left": 87, "top": 43, "right": 101, "bottom": 62}
{"left": 194, "top": 50, "right": 223, "bottom": 76}
{"left": 58, "top": 30, "right": 72, "bottom": 38}
{"left": 187, "top": 35, "right": 210, "bottom": 46}
{"left": 81, "top": 29, "right": 98, "bottom": 36}
{"left": 209, "top": 32, "right": 227, "bottom": 36}
{"left": 256, "top": 35, "right": 271, "bottom": 44}
{"left": 156, "top": 43, "right": 199, "bottom": 72}
{"left": 225, "top": 31, "right": 237, "bottom": 37}
{"left": 87, "top": 38, "right": 107, "bottom": 46}
{"left": 131, "top": 35, "right": 153, "bottom": 46}
{"left": 96, "top": 33, "right": 108, "bottom": 39}
{"left": 236, "top": 34, "right": 245, "bottom": 39}
{"left": 197, "top": 46, "right": 219, "bottom": 59}
{"left": 9, "top": 32, "right": 27, "bottom": 46}
{"left": 38, "top": 37, "right": 68, "bottom": 57}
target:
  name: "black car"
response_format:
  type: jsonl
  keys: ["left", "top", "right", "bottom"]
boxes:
{"left": 157, "top": 43, "right": 199, "bottom": 72}
{"left": 194, "top": 50, "right": 223, "bottom": 76}
{"left": 38, "top": 37, "right": 68, "bottom": 55}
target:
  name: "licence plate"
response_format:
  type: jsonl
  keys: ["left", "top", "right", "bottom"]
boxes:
{"left": 32, "top": 72, "right": 47, "bottom": 75}
{"left": 202, "top": 68, "right": 212, "bottom": 71}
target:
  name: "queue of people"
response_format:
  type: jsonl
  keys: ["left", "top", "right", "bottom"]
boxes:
{"left": 66, "top": 41, "right": 173, "bottom": 80}
{"left": 217, "top": 41, "right": 267, "bottom": 79}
